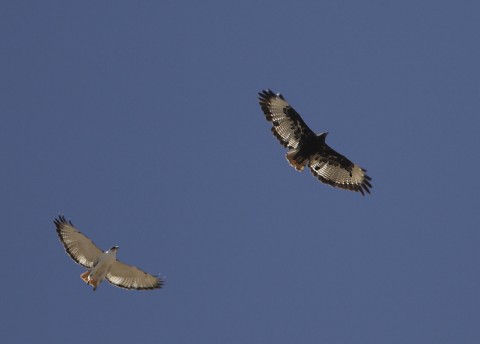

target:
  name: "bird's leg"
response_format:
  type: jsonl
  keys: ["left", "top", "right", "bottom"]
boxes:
{"left": 90, "top": 279, "right": 99, "bottom": 291}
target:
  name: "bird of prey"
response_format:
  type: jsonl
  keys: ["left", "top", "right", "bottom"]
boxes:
{"left": 55, "top": 215, "right": 163, "bottom": 291}
{"left": 258, "top": 89, "right": 372, "bottom": 195}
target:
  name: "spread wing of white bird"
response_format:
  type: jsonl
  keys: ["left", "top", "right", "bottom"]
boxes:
{"left": 54, "top": 215, "right": 103, "bottom": 268}
{"left": 106, "top": 261, "right": 163, "bottom": 290}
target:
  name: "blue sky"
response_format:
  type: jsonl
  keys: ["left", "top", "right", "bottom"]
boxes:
{"left": 1, "top": 1, "right": 479, "bottom": 343}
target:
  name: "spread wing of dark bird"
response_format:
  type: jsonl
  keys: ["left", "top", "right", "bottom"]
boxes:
{"left": 258, "top": 89, "right": 372, "bottom": 195}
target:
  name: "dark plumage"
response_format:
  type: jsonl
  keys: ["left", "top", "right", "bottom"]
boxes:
{"left": 258, "top": 89, "right": 372, "bottom": 195}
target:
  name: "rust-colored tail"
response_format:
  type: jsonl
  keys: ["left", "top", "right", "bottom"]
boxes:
{"left": 80, "top": 271, "right": 90, "bottom": 284}
{"left": 80, "top": 271, "right": 98, "bottom": 291}
{"left": 286, "top": 150, "right": 307, "bottom": 171}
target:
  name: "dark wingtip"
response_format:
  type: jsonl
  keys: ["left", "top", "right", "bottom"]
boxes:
{"left": 362, "top": 173, "right": 372, "bottom": 195}
{"left": 258, "top": 89, "right": 283, "bottom": 102}
{"left": 156, "top": 277, "right": 165, "bottom": 289}
{"left": 359, "top": 180, "right": 372, "bottom": 196}
{"left": 54, "top": 214, "right": 73, "bottom": 227}
{"left": 123, "top": 274, "right": 165, "bottom": 291}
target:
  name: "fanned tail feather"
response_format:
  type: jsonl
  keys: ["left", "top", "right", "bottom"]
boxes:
{"left": 80, "top": 271, "right": 90, "bottom": 284}
{"left": 286, "top": 150, "right": 308, "bottom": 171}
{"left": 80, "top": 271, "right": 98, "bottom": 291}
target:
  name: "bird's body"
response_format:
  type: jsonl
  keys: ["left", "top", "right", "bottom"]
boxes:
{"left": 79, "top": 247, "right": 117, "bottom": 290}
{"left": 55, "top": 216, "right": 163, "bottom": 291}
{"left": 258, "top": 89, "right": 372, "bottom": 195}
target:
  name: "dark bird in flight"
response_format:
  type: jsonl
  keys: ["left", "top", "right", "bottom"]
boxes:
{"left": 55, "top": 215, "right": 164, "bottom": 291}
{"left": 258, "top": 89, "right": 372, "bottom": 195}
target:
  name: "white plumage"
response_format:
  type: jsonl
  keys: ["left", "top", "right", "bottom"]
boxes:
{"left": 55, "top": 215, "right": 163, "bottom": 291}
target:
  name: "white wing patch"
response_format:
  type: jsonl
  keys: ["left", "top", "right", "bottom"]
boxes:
{"left": 259, "top": 90, "right": 314, "bottom": 150}
{"left": 309, "top": 155, "right": 371, "bottom": 195}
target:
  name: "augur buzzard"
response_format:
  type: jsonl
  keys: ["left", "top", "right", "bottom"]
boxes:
{"left": 55, "top": 215, "right": 164, "bottom": 291}
{"left": 258, "top": 89, "right": 372, "bottom": 195}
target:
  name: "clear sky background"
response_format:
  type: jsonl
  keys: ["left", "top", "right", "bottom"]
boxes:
{"left": 1, "top": 1, "right": 479, "bottom": 343}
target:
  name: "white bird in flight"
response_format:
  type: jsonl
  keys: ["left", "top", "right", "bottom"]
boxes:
{"left": 55, "top": 215, "right": 164, "bottom": 291}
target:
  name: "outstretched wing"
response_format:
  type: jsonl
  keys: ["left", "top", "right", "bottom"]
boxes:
{"left": 106, "top": 261, "right": 163, "bottom": 290}
{"left": 258, "top": 89, "right": 315, "bottom": 149}
{"left": 54, "top": 215, "right": 103, "bottom": 268}
{"left": 308, "top": 148, "right": 372, "bottom": 195}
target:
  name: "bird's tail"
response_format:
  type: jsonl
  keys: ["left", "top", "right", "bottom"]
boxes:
{"left": 80, "top": 271, "right": 98, "bottom": 291}
{"left": 80, "top": 271, "right": 90, "bottom": 284}
{"left": 286, "top": 150, "right": 307, "bottom": 171}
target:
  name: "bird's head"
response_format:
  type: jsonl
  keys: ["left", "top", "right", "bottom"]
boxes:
{"left": 109, "top": 246, "right": 119, "bottom": 252}
{"left": 317, "top": 131, "right": 329, "bottom": 142}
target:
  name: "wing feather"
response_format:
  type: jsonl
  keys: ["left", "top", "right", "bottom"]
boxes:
{"left": 308, "top": 153, "right": 372, "bottom": 195}
{"left": 54, "top": 215, "right": 103, "bottom": 268}
{"left": 259, "top": 89, "right": 372, "bottom": 195}
{"left": 258, "top": 89, "right": 315, "bottom": 149}
{"left": 106, "top": 261, "right": 163, "bottom": 290}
